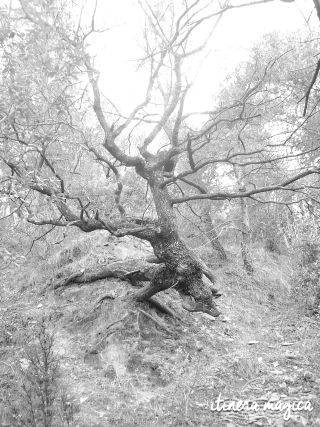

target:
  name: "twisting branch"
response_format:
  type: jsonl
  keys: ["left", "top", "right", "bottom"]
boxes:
{"left": 186, "top": 134, "right": 195, "bottom": 170}
{"left": 140, "top": 54, "right": 183, "bottom": 158}
{"left": 171, "top": 87, "right": 188, "bottom": 146}
{"left": 86, "top": 145, "right": 126, "bottom": 217}
{"left": 115, "top": 50, "right": 167, "bottom": 138}
{"left": 301, "top": 58, "right": 320, "bottom": 116}
{"left": 26, "top": 224, "right": 58, "bottom": 255}
{"left": 84, "top": 60, "right": 142, "bottom": 167}
{"left": 38, "top": 149, "right": 65, "bottom": 193}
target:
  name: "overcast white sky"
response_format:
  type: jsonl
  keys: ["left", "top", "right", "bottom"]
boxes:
{"left": 88, "top": 0, "right": 317, "bottom": 116}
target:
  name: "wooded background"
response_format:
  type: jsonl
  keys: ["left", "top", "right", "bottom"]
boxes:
{"left": 1, "top": 1, "right": 320, "bottom": 426}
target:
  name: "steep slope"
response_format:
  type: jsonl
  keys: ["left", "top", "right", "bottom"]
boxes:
{"left": 0, "top": 234, "right": 319, "bottom": 426}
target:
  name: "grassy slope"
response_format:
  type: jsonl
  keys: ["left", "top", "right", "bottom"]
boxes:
{"left": 1, "top": 234, "right": 319, "bottom": 426}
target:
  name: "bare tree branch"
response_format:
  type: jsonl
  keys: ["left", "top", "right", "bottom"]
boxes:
{"left": 171, "top": 168, "right": 320, "bottom": 204}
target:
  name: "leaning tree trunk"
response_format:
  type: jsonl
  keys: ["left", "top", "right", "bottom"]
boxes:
{"left": 134, "top": 170, "right": 221, "bottom": 317}
{"left": 49, "top": 168, "right": 221, "bottom": 318}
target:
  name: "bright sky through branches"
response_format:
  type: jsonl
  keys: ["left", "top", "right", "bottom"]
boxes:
{"left": 90, "top": 0, "right": 317, "bottom": 118}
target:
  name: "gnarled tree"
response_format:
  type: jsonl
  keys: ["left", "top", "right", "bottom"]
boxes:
{"left": 1, "top": 0, "right": 320, "bottom": 318}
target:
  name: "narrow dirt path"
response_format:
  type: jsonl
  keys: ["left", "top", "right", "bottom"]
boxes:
{"left": 188, "top": 306, "right": 320, "bottom": 426}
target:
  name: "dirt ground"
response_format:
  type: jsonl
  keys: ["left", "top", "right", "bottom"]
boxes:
{"left": 1, "top": 235, "right": 319, "bottom": 426}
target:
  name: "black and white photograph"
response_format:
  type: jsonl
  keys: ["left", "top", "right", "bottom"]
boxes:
{"left": 0, "top": 0, "right": 320, "bottom": 425}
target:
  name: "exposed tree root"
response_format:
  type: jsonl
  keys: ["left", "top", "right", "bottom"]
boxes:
{"left": 49, "top": 257, "right": 222, "bottom": 318}
{"left": 51, "top": 259, "right": 156, "bottom": 290}
{"left": 52, "top": 270, "right": 85, "bottom": 289}
{"left": 94, "top": 293, "right": 116, "bottom": 309}
{"left": 147, "top": 296, "right": 177, "bottom": 318}
{"left": 93, "top": 291, "right": 176, "bottom": 318}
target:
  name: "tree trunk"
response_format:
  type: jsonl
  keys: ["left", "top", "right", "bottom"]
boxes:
{"left": 49, "top": 168, "right": 222, "bottom": 318}
{"left": 239, "top": 187, "right": 254, "bottom": 274}
{"left": 234, "top": 167, "right": 254, "bottom": 274}
{"left": 184, "top": 169, "right": 227, "bottom": 265}
{"left": 201, "top": 203, "right": 227, "bottom": 265}
{"left": 136, "top": 170, "right": 221, "bottom": 317}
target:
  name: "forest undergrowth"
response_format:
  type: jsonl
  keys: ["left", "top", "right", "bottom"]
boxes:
{"left": 0, "top": 233, "right": 319, "bottom": 427}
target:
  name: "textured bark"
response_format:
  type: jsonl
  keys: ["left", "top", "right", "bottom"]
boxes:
{"left": 51, "top": 259, "right": 157, "bottom": 289}
{"left": 51, "top": 256, "right": 221, "bottom": 315}
{"left": 51, "top": 168, "right": 222, "bottom": 318}
{"left": 143, "top": 171, "right": 221, "bottom": 317}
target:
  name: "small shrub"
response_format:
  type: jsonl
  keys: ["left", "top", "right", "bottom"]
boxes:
{"left": 0, "top": 319, "right": 78, "bottom": 427}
